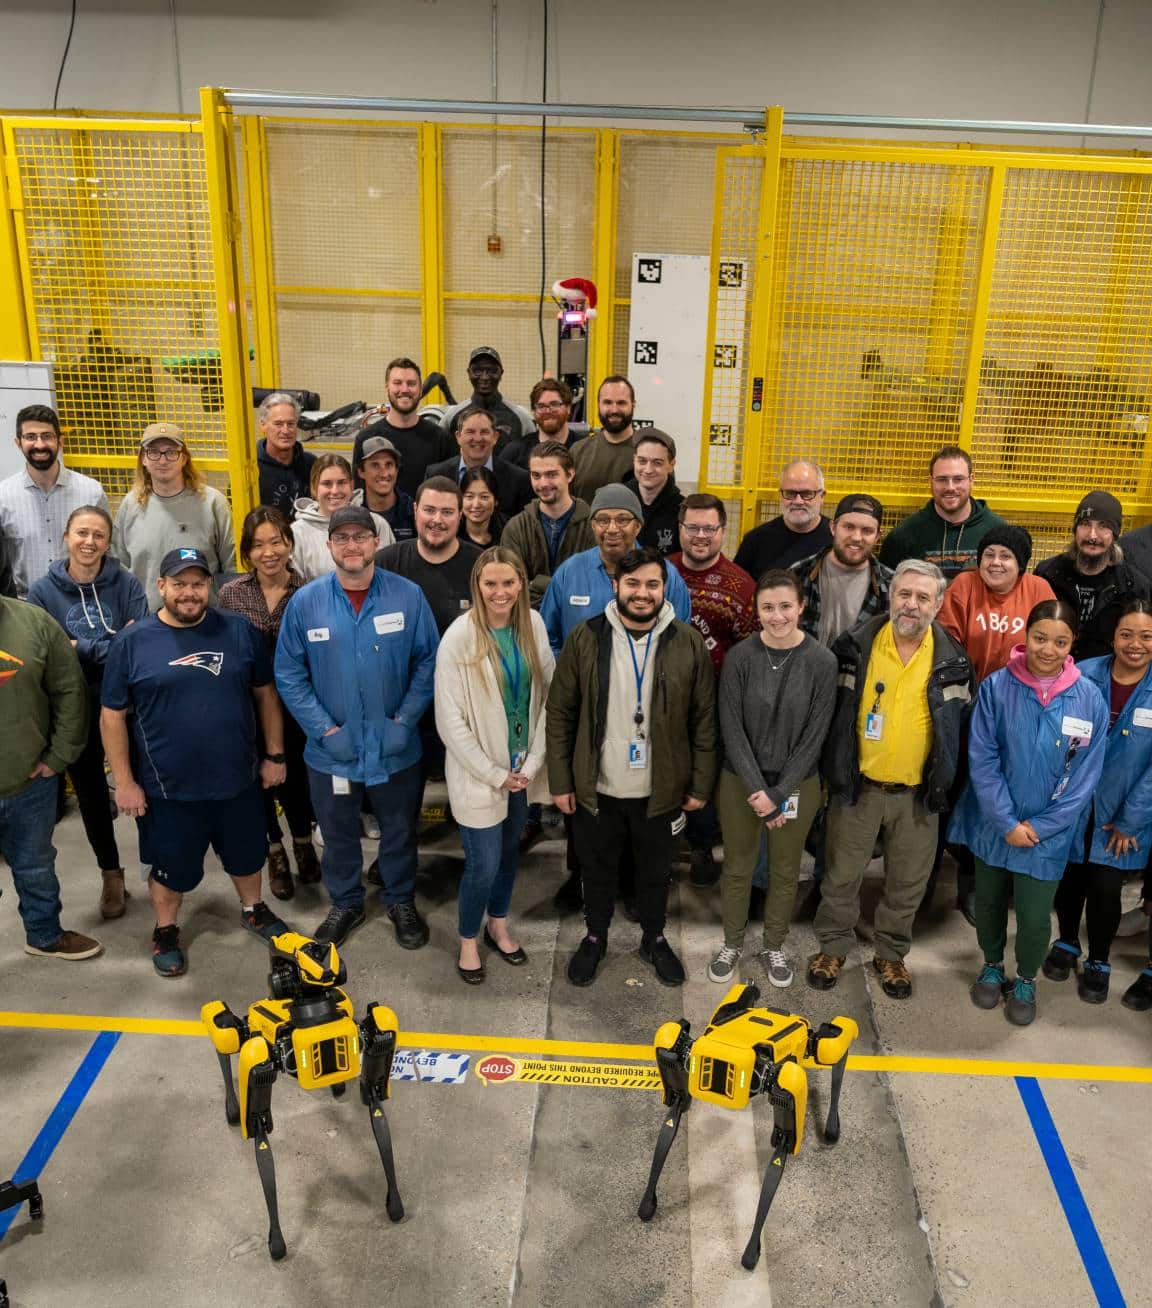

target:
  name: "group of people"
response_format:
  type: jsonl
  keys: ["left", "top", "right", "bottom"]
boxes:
{"left": 1, "top": 362, "right": 1150, "bottom": 1030}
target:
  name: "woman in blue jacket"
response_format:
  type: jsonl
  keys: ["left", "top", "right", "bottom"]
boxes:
{"left": 948, "top": 599, "right": 1108, "bottom": 1026}
{"left": 27, "top": 504, "right": 147, "bottom": 918}
{"left": 1043, "top": 599, "right": 1152, "bottom": 1004}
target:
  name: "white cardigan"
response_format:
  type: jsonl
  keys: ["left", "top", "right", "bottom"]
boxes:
{"left": 434, "top": 609, "right": 555, "bottom": 829}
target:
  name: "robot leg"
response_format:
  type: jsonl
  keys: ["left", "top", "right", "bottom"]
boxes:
{"left": 637, "top": 1020, "right": 693, "bottom": 1222}
{"left": 360, "top": 1004, "right": 403, "bottom": 1222}
{"left": 238, "top": 1037, "right": 286, "bottom": 1261}
{"left": 741, "top": 1059, "right": 805, "bottom": 1271}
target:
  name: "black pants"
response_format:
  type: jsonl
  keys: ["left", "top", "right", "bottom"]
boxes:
{"left": 264, "top": 714, "right": 314, "bottom": 844}
{"left": 573, "top": 795, "right": 677, "bottom": 937}
{"left": 1054, "top": 860, "right": 1123, "bottom": 962}
{"left": 68, "top": 707, "right": 120, "bottom": 871}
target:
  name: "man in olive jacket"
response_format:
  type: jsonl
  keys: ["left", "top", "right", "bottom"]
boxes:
{"left": 0, "top": 595, "right": 101, "bottom": 959}
{"left": 500, "top": 441, "right": 594, "bottom": 606}
{"left": 546, "top": 548, "right": 717, "bottom": 988}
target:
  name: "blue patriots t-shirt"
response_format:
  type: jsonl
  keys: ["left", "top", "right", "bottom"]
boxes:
{"left": 101, "top": 607, "right": 272, "bottom": 801}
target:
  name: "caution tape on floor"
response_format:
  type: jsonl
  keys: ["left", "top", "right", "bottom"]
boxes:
{"left": 474, "top": 1053, "right": 661, "bottom": 1091}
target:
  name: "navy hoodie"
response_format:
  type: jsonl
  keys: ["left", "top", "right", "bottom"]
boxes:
{"left": 27, "top": 556, "right": 149, "bottom": 684}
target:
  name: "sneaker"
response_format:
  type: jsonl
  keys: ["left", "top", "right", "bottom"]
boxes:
{"left": 25, "top": 929, "right": 103, "bottom": 962}
{"left": 1041, "top": 941, "right": 1079, "bottom": 982}
{"left": 266, "top": 845, "right": 295, "bottom": 901}
{"left": 553, "top": 872, "right": 583, "bottom": 912}
{"left": 806, "top": 952, "right": 845, "bottom": 990}
{"left": 314, "top": 904, "right": 366, "bottom": 947}
{"left": 99, "top": 869, "right": 128, "bottom": 920}
{"left": 762, "top": 948, "right": 793, "bottom": 988}
{"left": 150, "top": 924, "right": 185, "bottom": 977}
{"left": 387, "top": 900, "right": 429, "bottom": 950}
{"left": 1121, "top": 967, "right": 1152, "bottom": 1011}
{"left": 688, "top": 847, "right": 721, "bottom": 887}
{"left": 241, "top": 901, "right": 290, "bottom": 942}
{"left": 361, "top": 812, "right": 381, "bottom": 839}
{"left": 640, "top": 935, "right": 686, "bottom": 987}
{"left": 293, "top": 839, "right": 322, "bottom": 884}
{"left": 567, "top": 935, "right": 606, "bottom": 986}
{"left": 1005, "top": 975, "right": 1037, "bottom": 1026}
{"left": 873, "top": 956, "right": 912, "bottom": 999}
{"left": 970, "top": 961, "right": 1008, "bottom": 1010}
{"left": 1077, "top": 959, "right": 1110, "bottom": 1004}
{"left": 708, "top": 944, "right": 742, "bottom": 983}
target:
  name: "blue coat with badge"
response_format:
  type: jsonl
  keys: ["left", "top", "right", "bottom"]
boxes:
{"left": 275, "top": 568, "right": 439, "bottom": 785}
{"left": 1068, "top": 656, "right": 1152, "bottom": 870}
{"left": 947, "top": 659, "right": 1109, "bottom": 880}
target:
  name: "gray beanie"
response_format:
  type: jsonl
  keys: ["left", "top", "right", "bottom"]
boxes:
{"left": 589, "top": 483, "right": 643, "bottom": 521}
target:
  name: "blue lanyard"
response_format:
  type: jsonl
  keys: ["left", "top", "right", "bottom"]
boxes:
{"left": 495, "top": 633, "right": 523, "bottom": 706}
{"left": 627, "top": 630, "right": 655, "bottom": 736}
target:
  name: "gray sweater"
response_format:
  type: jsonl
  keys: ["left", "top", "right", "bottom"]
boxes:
{"left": 112, "top": 485, "right": 235, "bottom": 611}
{"left": 718, "top": 632, "right": 837, "bottom": 813}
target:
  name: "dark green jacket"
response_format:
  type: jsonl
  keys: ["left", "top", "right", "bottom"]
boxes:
{"left": 545, "top": 609, "right": 718, "bottom": 817}
{"left": 879, "top": 498, "right": 1005, "bottom": 581}
{"left": 0, "top": 597, "right": 88, "bottom": 797}
{"left": 500, "top": 498, "right": 595, "bottom": 607}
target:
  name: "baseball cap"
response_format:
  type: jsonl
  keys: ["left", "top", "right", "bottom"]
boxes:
{"left": 358, "top": 435, "right": 401, "bottom": 465}
{"left": 469, "top": 346, "right": 502, "bottom": 367}
{"left": 140, "top": 422, "right": 185, "bottom": 448}
{"left": 632, "top": 427, "right": 676, "bottom": 459}
{"left": 833, "top": 493, "right": 883, "bottom": 523}
{"left": 328, "top": 505, "right": 377, "bottom": 537}
{"left": 159, "top": 547, "right": 210, "bottom": 577}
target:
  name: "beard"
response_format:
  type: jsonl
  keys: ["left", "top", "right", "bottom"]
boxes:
{"left": 600, "top": 410, "right": 632, "bottom": 434}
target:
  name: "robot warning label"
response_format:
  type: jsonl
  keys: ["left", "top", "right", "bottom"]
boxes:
{"left": 475, "top": 1054, "right": 659, "bottom": 1092}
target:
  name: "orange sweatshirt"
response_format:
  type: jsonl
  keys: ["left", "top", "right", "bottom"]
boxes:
{"left": 938, "top": 570, "right": 1056, "bottom": 683}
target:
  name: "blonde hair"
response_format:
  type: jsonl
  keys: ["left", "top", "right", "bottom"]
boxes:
{"left": 131, "top": 444, "right": 206, "bottom": 504}
{"left": 465, "top": 547, "right": 544, "bottom": 695}
{"left": 310, "top": 452, "right": 353, "bottom": 496}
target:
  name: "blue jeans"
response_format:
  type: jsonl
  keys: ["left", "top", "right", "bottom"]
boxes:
{"left": 0, "top": 774, "right": 63, "bottom": 948}
{"left": 457, "top": 791, "right": 529, "bottom": 938}
{"left": 308, "top": 763, "right": 423, "bottom": 910}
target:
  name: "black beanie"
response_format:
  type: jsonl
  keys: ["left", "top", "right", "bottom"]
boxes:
{"left": 977, "top": 524, "right": 1032, "bottom": 573}
{"left": 1074, "top": 489, "right": 1123, "bottom": 537}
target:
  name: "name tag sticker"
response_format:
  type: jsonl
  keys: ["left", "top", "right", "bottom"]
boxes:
{"left": 569, "top": 595, "right": 591, "bottom": 607}
{"left": 332, "top": 775, "right": 350, "bottom": 795}
{"left": 1133, "top": 708, "right": 1152, "bottom": 728}
{"left": 864, "top": 711, "right": 884, "bottom": 741}
{"left": 1061, "top": 715, "right": 1093, "bottom": 741}
{"left": 307, "top": 627, "right": 330, "bottom": 642}
{"left": 628, "top": 740, "right": 648, "bottom": 769}
{"left": 374, "top": 612, "right": 405, "bottom": 634}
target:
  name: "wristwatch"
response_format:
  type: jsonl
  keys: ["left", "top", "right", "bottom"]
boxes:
{"left": 263, "top": 752, "right": 286, "bottom": 763}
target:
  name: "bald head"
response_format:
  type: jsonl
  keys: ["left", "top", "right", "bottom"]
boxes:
{"left": 778, "top": 459, "right": 826, "bottom": 532}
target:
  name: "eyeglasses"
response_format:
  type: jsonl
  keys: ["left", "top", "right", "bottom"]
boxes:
{"left": 780, "top": 488, "right": 822, "bottom": 502}
{"left": 533, "top": 401, "right": 568, "bottom": 412}
{"left": 144, "top": 447, "right": 183, "bottom": 462}
{"left": 592, "top": 514, "right": 636, "bottom": 529}
{"left": 682, "top": 524, "right": 722, "bottom": 537}
{"left": 330, "top": 532, "right": 375, "bottom": 545}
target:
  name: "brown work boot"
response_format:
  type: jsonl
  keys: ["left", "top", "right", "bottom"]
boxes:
{"left": 873, "top": 956, "right": 913, "bottom": 999}
{"left": 99, "top": 868, "right": 129, "bottom": 920}
{"left": 293, "top": 837, "right": 321, "bottom": 884}
{"left": 25, "top": 930, "right": 103, "bottom": 960}
{"left": 267, "top": 844, "right": 295, "bottom": 901}
{"left": 806, "top": 952, "right": 846, "bottom": 990}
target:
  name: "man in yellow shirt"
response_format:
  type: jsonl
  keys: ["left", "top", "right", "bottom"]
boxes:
{"left": 808, "top": 560, "right": 973, "bottom": 998}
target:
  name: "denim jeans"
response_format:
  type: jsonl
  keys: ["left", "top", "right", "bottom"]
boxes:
{"left": 457, "top": 791, "right": 529, "bottom": 938}
{"left": 307, "top": 762, "right": 423, "bottom": 910}
{"left": 0, "top": 774, "right": 64, "bottom": 947}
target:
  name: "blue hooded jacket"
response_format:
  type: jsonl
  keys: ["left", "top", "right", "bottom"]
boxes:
{"left": 1068, "top": 655, "right": 1152, "bottom": 870}
{"left": 948, "top": 652, "right": 1108, "bottom": 880}
{"left": 274, "top": 567, "right": 439, "bottom": 785}
{"left": 27, "top": 555, "right": 148, "bottom": 684}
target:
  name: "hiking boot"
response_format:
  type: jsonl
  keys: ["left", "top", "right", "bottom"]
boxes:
{"left": 293, "top": 838, "right": 322, "bottom": 884}
{"left": 553, "top": 872, "right": 583, "bottom": 912}
{"left": 762, "top": 948, "right": 793, "bottom": 988}
{"left": 266, "top": 845, "right": 294, "bottom": 901}
{"left": 25, "top": 930, "right": 103, "bottom": 962}
{"left": 1005, "top": 975, "right": 1037, "bottom": 1026}
{"left": 1042, "top": 941, "right": 1079, "bottom": 982}
{"left": 314, "top": 904, "right": 366, "bottom": 947}
{"left": 241, "top": 901, "right": 290, "bottom": 943}
{"left": 1121, "top": 967, "right": 1152, "bottom": 1011}
{"left": 970, "top": 961, "right": 1009, "bottom": 1009}
{"left": 806, "top": 952, "right": 845, "bottom": 991}
{"left": 640, "top": 935, "right": 686, "bottom": 987}
{"left": 873, "top": 956, "right": 912, "bottom": 999}
{"left": 708, "top": 944, "right": 742, "bottom": 983}
{"left": 99, "top": 869, "right": 128, "bottom": 920}
{"left": 688, "top": 847, "right": 721, "bottom": 887}
{"left": 518, "top": 819, "right": 545, "bottom": 855}
{"left": 150, "top": 924, "right": 185, "bottom": 977}
{"left": 567, "top": 935, "right": 606, "bottom": 986}
{"left": 1077, "top": 960, "right": 1110, "bottom": 1004}
{"left": 387, "top": 900, "right": 429, "bottom": 950}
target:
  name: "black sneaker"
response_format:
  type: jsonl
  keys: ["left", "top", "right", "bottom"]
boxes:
{"left": 241, "top": 901, "right": 290, "bottom": 943}
{"left": 313, "top": 904, "right": 366, "bottom": 947}
{"left": 1042, "top": 941, "right": 1079, "bottom": 982}
{"left": 387, "top": 900, "right": 429, "bottom": 950}
{"left": 567, "top": 935, "right": 606, "bottom": 986}
{"left": 640, "top": 935, "right": 686, "bottom": 987}
{"left": 1122, "top": 967, "right": 1152, "bottom": 1011}
{"left": 553, "top": 873, "right": 583, "bottom": 912}
{"left": 688, "top": 847, "right": 721, "bottom": 887}
{"left": 1077, "top": 960, "right": 1110, "bottom": 1004}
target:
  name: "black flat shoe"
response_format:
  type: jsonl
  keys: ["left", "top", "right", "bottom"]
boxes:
{"left": 484, "top": 926, "right": 528, "bottom": 965}
{"left": 457, "top": 960, "right": 486, "bottom": 985}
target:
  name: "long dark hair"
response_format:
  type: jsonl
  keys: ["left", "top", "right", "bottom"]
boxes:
{"left": 239, "top": 505, "right": 294, "bottom": 568}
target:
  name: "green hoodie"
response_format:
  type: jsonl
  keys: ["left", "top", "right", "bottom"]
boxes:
{"left": 879, "top": 497, "right": 1006, "bottom": 582}
{"left": 0, "top": 597, "right": 88, "bottom": 796}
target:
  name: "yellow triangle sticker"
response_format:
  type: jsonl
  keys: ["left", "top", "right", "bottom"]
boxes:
{"left": 258, "top": 1142, "right": 269, "bottom": 1151}
{"left": 772, "top": 1157, "right": 782, "bottom": 1167}
{"left": 374, "top": 1108, "right": 383, "bottom": 1117}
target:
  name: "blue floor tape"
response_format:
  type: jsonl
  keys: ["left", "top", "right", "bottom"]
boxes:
{"left": 1015, "top": 1076, "right": 1125, "bottom": 1307}
{"left": 0, "top": 1030, "right": 121, "bottom": 1241}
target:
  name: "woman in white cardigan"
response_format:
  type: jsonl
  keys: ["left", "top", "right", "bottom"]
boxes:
{"left": 435, "top": 546, "right": 555, "bottom": 984}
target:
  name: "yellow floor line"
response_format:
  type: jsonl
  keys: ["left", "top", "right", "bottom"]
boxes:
{"left": 2, "top": 1010, "right": 1149, "bottom": 1084}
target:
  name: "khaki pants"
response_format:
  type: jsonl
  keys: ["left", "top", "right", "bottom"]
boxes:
{"left": 814, "top": 785, "right": 939, "bottom": 961}
{"left": 715, "top": 769, "right": 821, "bottom": 950}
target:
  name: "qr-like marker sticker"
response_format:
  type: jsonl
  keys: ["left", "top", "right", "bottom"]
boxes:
{"left": 633, "top": 418, "right": 654, "bottom": 429}
{"left": 718, "top": 261, "right": 743, "bottom": 288}
{"left": 709, "top": 424, "right": 733, "bottom": 446}
{"left": 638, "top": 258, "right": 663, "bottom": 283}
{"left": 714, "top": 344, "right": 738, "bottom": 369}
{"left": 634, "top": 341, "right": 658, "bottom": 365}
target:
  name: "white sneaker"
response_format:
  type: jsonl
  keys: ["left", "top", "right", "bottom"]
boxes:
{"left": 361, "top": 813, "right": 381, "bottom": 840}
{"left": 762, "top": 948, "right": 793, "bottom": 988}
{"left": 708, "top": 944, "right": 742, "bottom": 983}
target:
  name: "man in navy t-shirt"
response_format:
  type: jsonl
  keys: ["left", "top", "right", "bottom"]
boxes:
{"left": 101, "top": 547, "right": 293, "bottom": 977}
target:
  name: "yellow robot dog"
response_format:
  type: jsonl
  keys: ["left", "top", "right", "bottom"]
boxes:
{"left": 201, "top": 930, "right": 404, "bottom": 1260}
{"left": 638, "top": 982, "right": 858, "bottom": 1270}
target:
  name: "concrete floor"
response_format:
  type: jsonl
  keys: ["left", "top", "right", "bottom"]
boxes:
{"left": 1, "top": 801, "right": 1148, "bottom": 1307}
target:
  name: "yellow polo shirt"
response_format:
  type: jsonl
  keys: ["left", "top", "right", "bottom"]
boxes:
{"left": 857, "top": 622, "right": 934, "bottom": 786}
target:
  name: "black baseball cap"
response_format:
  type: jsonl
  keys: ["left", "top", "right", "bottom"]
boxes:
{"left": 328, "top": 505, "right": 376, "bottom": 537}
{"left": 469, "top": 346, "right": 502, "bottom": 367}
{"left": 159, "top": 547, "right": 211, "bottom": 577}
{"left": 833, "top": 493, "right": 883, "bottom": 523}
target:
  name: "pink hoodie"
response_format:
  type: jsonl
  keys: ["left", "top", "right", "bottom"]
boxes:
{"left": 1005, "top": 643, "right": 1080, "bottom": 707}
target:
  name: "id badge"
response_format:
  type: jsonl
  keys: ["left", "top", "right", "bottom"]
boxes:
{"left": 781, "top": 792, "right": 800, "bottom": 821}
{"left": 511, "top": 751, "right": 526, "bottom": 772}
{"left": 1050, "top": 774, "right": 1070, "bottom": 802}
{"left": 864, "top": 711, "right": 884, "bottom": 741}
{"left": 628, "top": 740, "right": 648, "bottom": 769}
{"left": 332, "top": 775, "right": 351, "bottom": 795}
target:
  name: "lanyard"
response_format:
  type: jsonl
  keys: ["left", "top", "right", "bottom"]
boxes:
{"left": 627, "top": 630, "right": 655, "bottom": 737}
{"left": 495, "top": 633, "right": 524, "bottom": 734}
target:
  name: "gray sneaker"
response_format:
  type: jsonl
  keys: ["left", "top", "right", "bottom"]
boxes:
{"left": 762, "top": 948, "right": 793, "bottom": 988}
{"left": 707, "top": 944, "right": 742, "bottom": 983}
